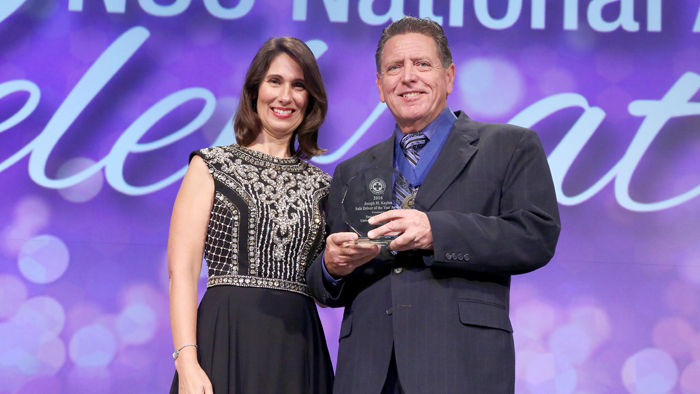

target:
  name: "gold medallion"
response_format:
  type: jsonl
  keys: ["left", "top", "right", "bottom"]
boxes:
{"left": 401, "top": 191, "right": 416, "bottom": 209}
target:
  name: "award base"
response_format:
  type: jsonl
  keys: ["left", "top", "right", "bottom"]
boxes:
{"left": 354, "top": 235, "right": 397, "bottom": 246}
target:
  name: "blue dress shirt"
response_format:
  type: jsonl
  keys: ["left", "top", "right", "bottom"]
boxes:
{"left": 393, "top": 106, "right": 457, "bottom": 187}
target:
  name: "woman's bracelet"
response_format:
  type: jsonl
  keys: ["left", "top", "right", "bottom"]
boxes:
{"left": 172, "top": 344, "right": 198, "bottom": 360}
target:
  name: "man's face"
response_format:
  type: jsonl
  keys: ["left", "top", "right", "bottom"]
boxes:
{"left": 376, "top": 33, "right": 455, "bottom": 134}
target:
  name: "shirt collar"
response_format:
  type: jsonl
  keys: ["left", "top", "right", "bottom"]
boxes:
{"left": 392, "top": 106, "right": 457, "bottom": 141}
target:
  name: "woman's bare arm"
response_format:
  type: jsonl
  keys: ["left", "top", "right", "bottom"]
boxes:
{"left": 168, "top": 155, "right": 214, "bottom": 394}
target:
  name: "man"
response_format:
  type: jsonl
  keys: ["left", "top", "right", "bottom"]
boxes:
{"left": 307, "top": 17, "right": 561, "bottom": 394}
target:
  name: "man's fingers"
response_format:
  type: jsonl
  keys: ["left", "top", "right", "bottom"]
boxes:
{"left": 325, "top": 242, "right": 381, "bottom": 277}
{"left": 348, "top": 242, "right": 381, "bottom": 251}
{"left": 367, "top": 209, "right": 421, "bottom": 236}
{"left": 368, "top": 209, "right": 406, "bottom": 225}
{"left": 367, "top": 220, "right": 403, "bottom": 238}
{"left": 334, "top": 244, "right": 380, "bottom": 261}
{"left": 325, "top": 232, "right": 381, "bottom": 273}
{"left": 328, "top": 232, "right": 359, "bottom": 246}
{"left": 389, "top": 232, "right": 414, "bottom": 251}
{"left": 352, "top": 245, "right": 381, "bottom": 264}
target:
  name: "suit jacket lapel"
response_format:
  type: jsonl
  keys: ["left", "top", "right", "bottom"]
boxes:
{"left": 416, "top": 112, "right": 479, "bottom": 211}
{"left": 364, "top": 135, "right": 394, "bottom": 170}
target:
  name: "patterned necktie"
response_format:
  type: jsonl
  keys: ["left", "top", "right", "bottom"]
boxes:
{"left": 393, "top": 132, "right": 429, "bottom": 209}
{"left": 400, "top": 132, "right": 429, "bottom": 168}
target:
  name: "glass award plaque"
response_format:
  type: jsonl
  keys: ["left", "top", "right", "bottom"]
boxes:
{"left": 341, "top": 167, "right": 401, "bottom": 246}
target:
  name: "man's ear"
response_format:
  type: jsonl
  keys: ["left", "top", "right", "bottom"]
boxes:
{"left": 376, "top": 73, "right": 386, "bottom": 103}
{"left": 445, "top": 63, "right": 455, "bottom": 96}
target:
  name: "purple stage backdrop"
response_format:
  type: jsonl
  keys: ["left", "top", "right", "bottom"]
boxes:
{"left": 1, "top": 1, "right": 700, "bottom": 393}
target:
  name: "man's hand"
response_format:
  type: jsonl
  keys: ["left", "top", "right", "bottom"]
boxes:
{"left": 368, "top": 209, "right": 433, "bottom": 251}
{"left": 324, "top": 232, "right": 380, "bottom": 277}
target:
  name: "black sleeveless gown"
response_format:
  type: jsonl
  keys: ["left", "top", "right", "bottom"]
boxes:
{"left": 170, "top": 144, "right": 334, "bottom": 394}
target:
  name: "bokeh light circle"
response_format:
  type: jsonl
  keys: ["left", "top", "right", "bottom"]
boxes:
{"left": 2, "top": 196, "right": 50, "bottom": 256}
{"left": 678, "top": 251, "right": 700, "bottom": 286}
{"left": 621, "top": 348, "right": 678, "bottom": 394}
{"left": 538, "top": 68, "right": 577, "bottom": 96}
{"left": 37, "top": 337, "right": 67, "bottom": 374}
{"left": 548, "top": 324, "right": 592, "bottom": 366}
{"left": 568, "top": 306, "right": 611, "bottom": 346}
{"left": 523, "top": 352, "right": 577, "bottom": 394}
{"left": 1, "top": 346, "right": 39, "bottom": 375}
{"left": 0, "top": 274, "right": 28, "bottom": 319}
{"left": 57, "top": 157, "right": 105, "bottom": 203}
{"left": 652, "top": 317, "right": 696, "bottom": 357}
{"left": 0, "top": 296, "right": 66, "bottom": 386}
{"left": 680, "top": 360, "right": 700, "bottom": 394}
{"left": 116, "top": 303, "right": 157, "bottom": 345}
{"left": 512, "top": 299, "right": 558, "bottom": 341}
{"left": 18, "top": 235, "right": 70, "bottom": 284}
{"left": 12, "top": 296, "right": 66, "bottom": 344}
{"left": 458, "top": 57, "right": 524, "bottom": 118}
{"left": 69, "top": 324, "right": 117, "bottom": 367}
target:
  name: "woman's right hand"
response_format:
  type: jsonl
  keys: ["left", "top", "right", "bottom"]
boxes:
{"left": 175, "top": 350, "right": 213, "bottom": 394}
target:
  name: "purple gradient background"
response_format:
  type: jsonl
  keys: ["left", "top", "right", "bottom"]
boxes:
{"left": 1, "top": 1, "right": 700, "bottom": 393}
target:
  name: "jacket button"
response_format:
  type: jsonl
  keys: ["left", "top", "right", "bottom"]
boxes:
{"left": 386, "top": 308, "right": 393, "bottom": 316}
{"left": 393, "top": 267, "right": 403, "bottom": 274}
{"left": 457, "top": 253, "right": 463, "bottom": 261}
{"left": 445, "top": 253, "right": 451, "bottom": 260}
{"left": 464, "top": 254, "right": 470, "bottom": 261}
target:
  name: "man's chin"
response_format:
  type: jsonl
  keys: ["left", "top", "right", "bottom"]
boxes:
{"left": 391, "top": 110, "right": 431, "bottom": 127}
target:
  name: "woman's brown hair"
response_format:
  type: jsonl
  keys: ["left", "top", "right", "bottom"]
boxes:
{"left": 233, "top": 37, "right": 328, "bottom": 159}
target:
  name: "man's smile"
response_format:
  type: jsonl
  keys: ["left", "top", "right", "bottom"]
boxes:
{"left": 400, "top": 91, "right": 423, "bottom": 98}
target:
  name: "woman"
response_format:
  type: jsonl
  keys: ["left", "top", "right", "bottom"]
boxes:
{"left": 168, "top": 37, "right": 333, "bottom": 394}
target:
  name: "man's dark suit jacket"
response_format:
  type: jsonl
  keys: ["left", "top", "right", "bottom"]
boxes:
{"left": 307, "top": 111, "right": 561, "bottom": 394}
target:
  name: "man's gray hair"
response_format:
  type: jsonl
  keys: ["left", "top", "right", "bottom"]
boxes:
{"left": 375, "top": 16, "right": 453, "bottom": 73}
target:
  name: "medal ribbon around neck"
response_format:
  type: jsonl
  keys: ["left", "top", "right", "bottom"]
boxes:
{"left": 393, "top": 132, "right": 428, "bottom": 209}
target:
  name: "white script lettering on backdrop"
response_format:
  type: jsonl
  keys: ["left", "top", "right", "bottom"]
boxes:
{"left": 0, "top": 24, "right": 698, "bottom": 209}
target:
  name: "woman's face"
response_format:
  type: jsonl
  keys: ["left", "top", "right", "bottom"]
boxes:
{"left": 256, "top": 53, "right": 308, "bottom": 140}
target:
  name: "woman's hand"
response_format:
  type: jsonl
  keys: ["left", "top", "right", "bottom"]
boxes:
{"left": 175, "top": 349, "right": 213, "bottom": 394}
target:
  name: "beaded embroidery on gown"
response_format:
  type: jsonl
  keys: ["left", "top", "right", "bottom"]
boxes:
{"left": 170, "top": 144, "right": 334, "bottom": 394}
